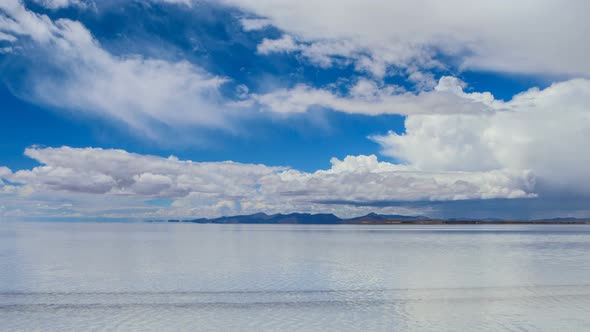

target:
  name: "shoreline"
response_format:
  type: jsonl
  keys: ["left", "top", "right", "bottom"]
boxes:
{"left": 152, "top": 219, "right": 590, "bottom": 225}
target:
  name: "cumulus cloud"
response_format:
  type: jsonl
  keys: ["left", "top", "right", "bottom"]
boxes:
{"left": 257, "top": 34, "right": 299, "bottom": 54}
{"left": 0, "top": 166, "right": 10, "bottom": 178}
{"left": 372, "top": 79, "right": 590, "bottom": 195}
{"left": 249, "top": 76, "right": 499, "bottom": 115}
{"left": 0, "top": 0, "right": 230, "bottom": 137}
{"left": 11, "top": 146, "right": 279, "bottom": 198}
{"left": 245, "top": 75, "right": 590, "bottom": 208}
{"left": 0, "top": 147, "right": 536, "bottom": 218}
{"left": 223, "top": 0, "right": 590, "bottom": 77}
{"left": 260, "top": 156, "right": 535, "bottom": 203}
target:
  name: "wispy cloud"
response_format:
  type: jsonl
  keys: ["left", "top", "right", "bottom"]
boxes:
{"left": 247, "top": 76, "right": 499, "bottom": 115}
{"left": 0, "top": 0, "right": 232, "bottom": 139}
{"left": 228, "top": 0, "right": 590, "bottom": 77}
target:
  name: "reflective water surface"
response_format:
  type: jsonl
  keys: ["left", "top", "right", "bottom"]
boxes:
{"left": 1, "top": 222, "right": 589, "bottom": 331}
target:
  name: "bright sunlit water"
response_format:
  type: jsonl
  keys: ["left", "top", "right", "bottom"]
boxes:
{"left": 1, "top": 222, "right": 589, "bottom": 331}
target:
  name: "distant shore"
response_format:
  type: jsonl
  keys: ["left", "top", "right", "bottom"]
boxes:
{"left": 342, "top": 220, "right": 590, "bottom": 225}
{"left": 147, "top": 212, "right": 590, "bottom": 225}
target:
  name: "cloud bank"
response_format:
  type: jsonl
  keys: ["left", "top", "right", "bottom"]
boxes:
{"left": 0, "top": 147, "right": 535, "bottom": 219}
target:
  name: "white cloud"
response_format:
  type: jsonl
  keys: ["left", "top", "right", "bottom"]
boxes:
{"left": 0, "top": 0, "right": 230, "bottom": 137}
{"left": 155, "top": 0, "right": 193, "bottom": 6}
{"left": 11, "top": 146, "right": 279, "bottom": 198}
{"left": 0, "top": 0, "right": 57, "bottom": 43}
{"left": 30, "top": 0, "right": 86, "bottom": 9}
{"left": 1, "top": 146, "right": 536, "bottom": 219}
{"left": 0, "top": 166, "right": 11, "bottom": 178}
{"left": 249, "top": 76, "right": 499, "bottom": 115}
{"left": 408, "top": 71, "right": 437, "bottom": 90}
{"left": 0, "top": 31, "right": 16, "bottom": 41}
{"left": 240, "top": 18, "right": 272, "bottom": 31}
{"left": 260, "top": 155, "right": 535, "bottom": 203}
{"left": 223, "top": 0, "right": 590, "bottom": 77}
{"left": 257, "top": 34, "right": 299, "bottom": 54}
{"left": 372, "top": 78, "right": 590, "bottom": 195}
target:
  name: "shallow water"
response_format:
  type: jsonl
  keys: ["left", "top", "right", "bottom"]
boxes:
{"left": 1, "top": 222, "right": 589, "bottom": 331}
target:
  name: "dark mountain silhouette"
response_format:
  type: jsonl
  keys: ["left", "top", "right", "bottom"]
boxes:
{"left": 188, "top": 212, "right": 342, "bottom": 224}
{"left": 150, "top": 212, "right": 590, "bottom": 224}
{"left": 345, "top": 212, "right": 431, "bottom": 223}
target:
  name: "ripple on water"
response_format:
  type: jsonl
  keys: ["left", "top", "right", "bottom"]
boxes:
{"left": 1, "top": 285, "right": 590, "bottom": 331}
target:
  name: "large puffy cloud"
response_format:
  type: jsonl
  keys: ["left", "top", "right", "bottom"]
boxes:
{"left": 373, "top": 79, "right": 590, "bottom": 194}
{"left": 227, "top": 0, "right": 590, "bottom": 77}
{"left": 1, "top": 147, "right": 535, "bottom": 218}
{"left": 11, "top": 147, "right": 279, "bottom": 198}
{"left": 259, "top": 156, "right": 534, "bottom": 203}
{"left": 0, "top": 0, "right": 230, "bottom": 137}
{"left": 249, "top": 75, "right": 590, "bottom": 198}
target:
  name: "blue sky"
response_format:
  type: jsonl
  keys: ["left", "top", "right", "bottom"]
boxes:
{"left": 1, "top": 0, "right": 589, "bottom": 220}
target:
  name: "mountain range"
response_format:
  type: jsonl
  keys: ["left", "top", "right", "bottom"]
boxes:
{"left": 154, "top": 213, "right": 590, "bottom": 224}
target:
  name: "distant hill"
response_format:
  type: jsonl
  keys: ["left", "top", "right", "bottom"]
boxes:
{"left": 345, "top": 212, "right": 433, "bottom": 224}
{"left": 187, "top": 212, "right": 342, "bottom": 224}
{"left": 149, "top": 213, "right": 590, "bottom": 225}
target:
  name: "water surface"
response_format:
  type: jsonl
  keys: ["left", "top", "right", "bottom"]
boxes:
{"left": 1, "top": 222, "right": 589, "bottom": 331}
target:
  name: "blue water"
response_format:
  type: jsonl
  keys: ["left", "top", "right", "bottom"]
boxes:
{"left": 1, "top": 222, "right": 589, "bottom": 331}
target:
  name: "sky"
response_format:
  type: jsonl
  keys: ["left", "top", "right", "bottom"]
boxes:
{"left": 0, "top": 0, "right": 589, "bottom": 221}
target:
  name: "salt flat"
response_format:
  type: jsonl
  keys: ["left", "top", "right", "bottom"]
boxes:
{"left": 1, "top": 222, "right": 589, "bottom": 331}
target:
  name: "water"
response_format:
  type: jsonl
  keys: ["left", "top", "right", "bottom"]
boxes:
{"left": 1, "top": 222, "right": 589, "bottom": 331}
